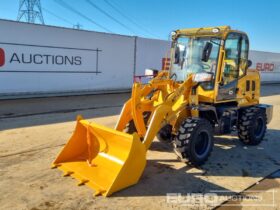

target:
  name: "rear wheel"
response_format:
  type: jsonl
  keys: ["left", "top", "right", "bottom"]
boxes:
{"left": 174, "top": 118, "right": 214, "bottom": 166}
{"left": 238, "top": 107, "right": 267, "bottom": 145}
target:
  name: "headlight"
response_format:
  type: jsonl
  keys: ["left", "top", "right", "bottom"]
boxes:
{"left": 145, "top": 68, "right": 158, "bottom": 76}
{"left": 193, "top": 73, "right": 213, "bottom": 82}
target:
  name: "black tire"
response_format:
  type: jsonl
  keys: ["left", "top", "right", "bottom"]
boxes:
{"left": 238, "top": 107, "right": 267, "bottom": 145}
{"left": 124, "top": 120, "right": 137, "bottom": 134}
{"left": 157, "top": 124, "right": 173, "bottom": 143}
{"left": 124, "top": 112, "right": 151, "bottom": 134}
{"left": 174, "top": 118, "right": 214, "bottom": 166}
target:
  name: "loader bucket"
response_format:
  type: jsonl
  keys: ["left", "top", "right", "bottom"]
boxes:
{"left": 52, "top": 116, "right": 146, "bottom": 197}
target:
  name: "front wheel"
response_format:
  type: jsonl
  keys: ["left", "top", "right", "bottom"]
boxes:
{"left": 174, "top": 118, "right": 214, "bottom": 166}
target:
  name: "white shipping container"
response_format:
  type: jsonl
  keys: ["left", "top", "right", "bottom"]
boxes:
{"left": 249, "top": 50, "right": 280, "bottom": 83}
{"left": 135, "top": 37, "right": 170, "bottom": 75}
{"left": 0, "top": 19, "right": 136, "bottom": 97}
{"left": 0, "top": 19, "right": 279, "bottom": 99}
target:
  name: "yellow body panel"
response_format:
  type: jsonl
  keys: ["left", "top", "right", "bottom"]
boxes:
{"left": 197, "top": 86, "right": 215, "bottom": 103}
{"left": 237, "top": 69, "right": 260, "bottom": 106}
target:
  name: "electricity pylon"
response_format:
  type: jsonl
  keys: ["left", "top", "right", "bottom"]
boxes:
{"left": 17, "top": 0, "right": 45, "bottom": 24}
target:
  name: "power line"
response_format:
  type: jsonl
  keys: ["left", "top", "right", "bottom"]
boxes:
{"left": 102, "top": 0, "right": 143, "bottom": 35}
{"left": 85, "top": 0, "right": 136, "bottom": 35}
{"left": 42, "top": 7, "right": 73, "bottom": 26}
{"left": 103, "top": 0, "right": 160, "bottom": 38}
{"left": 54, "top": 0, "right": 112, "bottom": 33}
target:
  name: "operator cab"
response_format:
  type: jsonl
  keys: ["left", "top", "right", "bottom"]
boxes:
{"left": 170, "top": 26, "right": 252, "bottom": 100}
{"left": 171, "top": 35, "right": 220, "bottom": 90}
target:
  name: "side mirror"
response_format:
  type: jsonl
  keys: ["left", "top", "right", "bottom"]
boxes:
{"left": 145, "top": 69, "right": 158, "bottom": 77}
{"left": 247, "top": 60, "right": 252, "bottom": 68}
{"left": 202, "top": 42, "right": 213, "bottom": 62}
{"left": 174, "top": 46, "right": 180, "bottom": 64}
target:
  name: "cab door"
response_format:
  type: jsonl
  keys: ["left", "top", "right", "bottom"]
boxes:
{"left": 217, "top": 33, "right": 244, "bottom": 101}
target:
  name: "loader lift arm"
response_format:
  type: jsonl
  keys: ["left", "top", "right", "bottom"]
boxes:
{"left": 141, "top": 74, "right": 194, "bottom": 149}
{"left": 116, "top": 71, "right": 195, "bottom": 149}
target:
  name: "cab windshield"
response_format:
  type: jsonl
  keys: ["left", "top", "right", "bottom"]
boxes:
{"left": 171, "top": 36, "right": 221, "bottom": 89}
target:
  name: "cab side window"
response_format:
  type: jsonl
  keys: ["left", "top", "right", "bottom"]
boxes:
{"left": 239, "top": 35, "right": 249, "bottom": 77}
{"left": 222, "top": 33, "right": 242, "bottom": 85}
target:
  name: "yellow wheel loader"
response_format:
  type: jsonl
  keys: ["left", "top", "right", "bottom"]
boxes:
{"left": 52, "top": 26, "right": 273, "bottom": 197}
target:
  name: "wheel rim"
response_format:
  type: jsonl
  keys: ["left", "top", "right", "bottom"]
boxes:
{"left": 195, "top": 131, "right": 210, "bottom": 157}
{"left": 255, "top": 116, "right": 265, "bottom": 138}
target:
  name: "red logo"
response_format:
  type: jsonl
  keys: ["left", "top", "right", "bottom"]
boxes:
{"left": 256, "top": 62, "right": 274, "bottom": 72}
{"left": 0, "top": 48, "right": 5, "bottom": 67}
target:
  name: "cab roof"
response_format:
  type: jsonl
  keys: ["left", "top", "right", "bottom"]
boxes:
{"left": 173, "top": 26, "right": 247, "bottom": 39}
